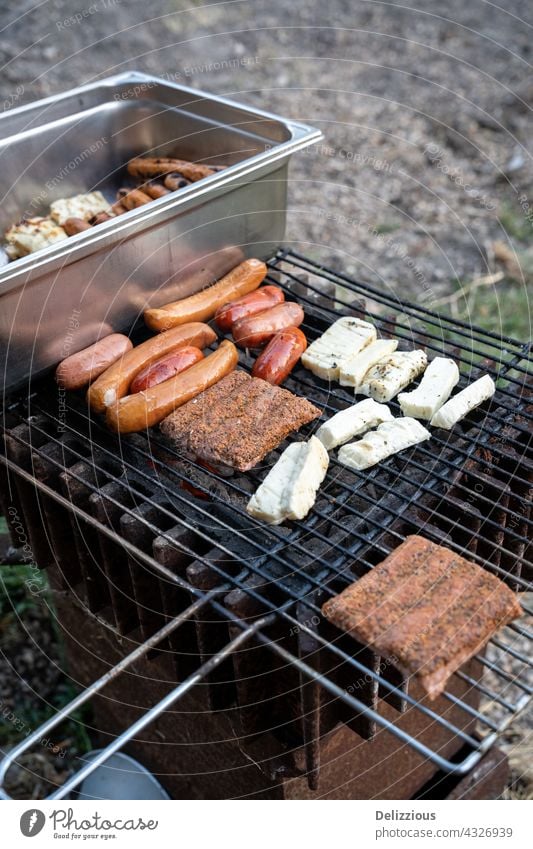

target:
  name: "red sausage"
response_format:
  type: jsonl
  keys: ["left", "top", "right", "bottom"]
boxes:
{"left": 252, "top": 327, "right": 307, "bottom": 385}
{"left": 232, "top": 302, "right": 304, "bottom": 349}
{"left": 130, "top": 346, "right": 204, "bottom": 393}
{"left": 215, "top": 285, "right": 285, "bottom": 333}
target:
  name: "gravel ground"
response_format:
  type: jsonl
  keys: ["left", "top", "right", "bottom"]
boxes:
{"left": 0, "top": 0, "right": 531, "bottom": 799}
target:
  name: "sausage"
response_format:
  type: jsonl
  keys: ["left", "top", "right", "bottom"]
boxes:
{"left": 142, "top": 182, "right": 171, "bottom": 199}
{"left": 127, "top": 157, "right": 214, "bottom": 183}
{"left": 87, "top": 322, "right": 216, "bottom": 413}
{"left": 215, "top": 286, "right": 285, "bottom": 333}
{"left": 251, "top": 327, "right": 307, "bottom": 385}
{"left": 111, "top": 201, "right": 128, "bottom": 215}
{"left": 55, "top": 333, "right": 133, "bottom": 390}
{"left": 164, "top": 173, "right": 190, "bottom": 191}
{"left": 63, "top": 217, "right": 92, "bottom": 236}
{"left": 232, "top": 302, "right": 304, "bottom": 349}
{"left": 144, "top": 258, "right": 267, "bottom": 332}
{"left": 130, "top": 346, "right": 204, "bottom": 393}
{"left": 120, "top": 188, "right": 152, "bottom": 210}
{"left": 89, "top": 211, "right": 115, "bottom": 226}
{"left": 106, "top": 340, "right": 238, "bottom": 433}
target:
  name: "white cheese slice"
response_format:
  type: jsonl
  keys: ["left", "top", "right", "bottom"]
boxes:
{"left": 338, "top": 417, "right": 431, "bottom": 471}
{"left": 4, "top": 217, "right": 68, "bottom": 258}
{"left": 430, "top": 374, "right": 496, "bottom": 429}
{"left": 301, "top": 317, "right": 377, "bottom": 381}
{"left": 50, "top": 191, "right": 111, "bottom": 225}
{"left": 339, "top": 338, "right": 398, "bottom": 388}
{"left": 316, "top": 398, "right": 393, "bottom": 451}
{"left": 246, "top": 436, "right": 329, "bottom": 525}
{"left": 398, "top": 356, "right": 460, "bottom": 420}
{"left": 358, "top": 349, "right": 428, "bottom": 402}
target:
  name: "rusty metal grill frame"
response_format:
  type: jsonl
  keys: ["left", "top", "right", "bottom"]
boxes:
{"left": 0, "top": 247, "right": 531, "bottom": 797}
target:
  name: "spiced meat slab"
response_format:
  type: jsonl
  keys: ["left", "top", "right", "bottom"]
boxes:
{"left": 322, "top": 535, "right": 522, "bottom": 699}
{"left": 160, "top": 370, "right": 321, "bottom": 471}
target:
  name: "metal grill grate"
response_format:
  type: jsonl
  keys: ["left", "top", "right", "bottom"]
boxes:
{"left": 1, "top": 247, "right": 531, "bottom": 797}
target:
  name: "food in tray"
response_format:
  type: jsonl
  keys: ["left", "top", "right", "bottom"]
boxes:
{"left": 301, "top": 317, "right": 377, "bottom": 381}
{"left": 87, "top": 322, "right": 217, "bottom": 412}
{"left": 160, "top": 370, "right": 321, "bottom": 471}
{"left": 142, "top": 181, "right": 171, "bottom": 199}
{"left": 4, "top": 217, "right": 68, "bottom": 259}
{"left": 246, "top": 436, "right": 329, "bottom": 524}
{"left": 321, "top": 535, "right": 522, "bottom": 699}
{"left": 430, "top": 374, "right": 496, "bottom": 429}
{"left": 215, "top": 285, "right": 285, "bottom": 332}
{"left": 232, "top": 302, "right": 304, "bottom": 348}
{"left": 144, "top": 259, "right": 267, "bottom": 331}
{"left": 50, "top": 191, "right": 112, "bottom": 226}
{"left": 127, "top": 156, "right": 215, "bottom": 183}
{"left": 130, "top": 346, "right": 204, "bottom": 393}
{"left": 106, "top": 340, "right": 238, "bottom": 433}
{"left": 398, "top": 356, "right": 460, "bottom": 420}
{"left": 251, "top": 327, "right": 307, "bottom": 385}
{"left": 316, "top": 398, "right": 393, "bottom": 451}
{"left": 117, "top": 188, "right": 152, "bottom": 210}
{"left": 339, "top": 338, "right": 398, "bottom": 389}
{"left": 338, "top": 416, "right": 430, "bottom": 470}
{"left": 2, "top": 155, "right": 224, "bottom": 262}
{"left": 55, "top": 334, "right": 133, "bottom": 390}
{"left": 358, "top": 349, "right": 428, "bottom": 403}
{"left": 63, "top": 217, "right": 92, "bottom": 236}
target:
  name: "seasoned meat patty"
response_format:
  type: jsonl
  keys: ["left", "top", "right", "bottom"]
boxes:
{"left": 322, "top": 535, "right": 522, "bottom": 699}
{"left": 160, "top": 370, "right": 321, "bottom": 471}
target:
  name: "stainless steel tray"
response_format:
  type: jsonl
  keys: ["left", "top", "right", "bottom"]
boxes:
{"left": 0, "top": 71, "right": 321, "bottom": 392}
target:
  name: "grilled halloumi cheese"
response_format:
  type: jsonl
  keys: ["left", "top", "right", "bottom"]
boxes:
{"left": 50, "top": 191, "right": 111, "bottom": 226}
{"left": 316, "top": 398, "right": 393, "bottom": 451}
{"left": 246, "top": 436, "right": 329, "bottom": 524}
{"left": 301, "top": 317, "right": 377, "bottom": 381}
{"left": 359, "top": 349, "right": 427, "bottom": 403}
{"left": 339, "top": 338, "right": 398, "bottom": 388}
{"left": 430, "top": 374, "right": 495, "bottom": 430}
{"left": 338, "top": 417, "right": 431, "bottom": 471}
{"left": 398, "top": 357, "right": 459, "bottom": 420}
{"left": 4, "top": 217, "right": 68, "bottom": 259}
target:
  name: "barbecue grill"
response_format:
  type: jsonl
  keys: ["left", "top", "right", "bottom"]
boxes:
{"left": 0, "top": 248, "right": 531, "bottom": 800}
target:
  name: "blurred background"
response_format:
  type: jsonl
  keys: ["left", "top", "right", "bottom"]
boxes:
{"left": 0, "top": 0, "right": 531, "bottom": 798}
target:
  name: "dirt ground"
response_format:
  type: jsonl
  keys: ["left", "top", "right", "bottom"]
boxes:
{"left": 0, "top": 0, "right": 531, "bottom": 799}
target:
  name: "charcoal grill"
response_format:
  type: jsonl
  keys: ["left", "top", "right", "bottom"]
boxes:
{"left": 0, "top": 248, "right": 531, "bottom": 800}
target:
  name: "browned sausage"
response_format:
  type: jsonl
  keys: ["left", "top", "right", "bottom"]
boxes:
{"left": 87, "top": 322, "right": 216, "bottom": 413}
{"left": 144, "top": 259, "right": 267, "bottom": 332}
{"left": 127, "top": 157, "right": 214, "bottom": 182}
{"left": 164, "top": 173, "right": 190, "bottom": 191}
{"left": 251, "top": 327, "right": 307, "bottom": 385}
{"left": 120, "top": 188, "right": 152, "bottom": 210}
{"left": 106, "top": 340, "right": 238, "bottom": 433}
{"left": 111, "top": 201, "right": 128, "bottom": 215}
{"left": 64, "top": 217, "right": 92, "bottom": 236}
{"left": 55, "top": 334, "right": 133, "bottom": 390}
{"left": 130, "top": 346, "right": 204, "bottom": 393}
{"left": 215, "top": 286, "right": 285, "bottom": 333}
{"left": 142, "top": 182, "right": 171, "bottom": 200}
{"left": 232, "top": 303, "right": 304, "bottom": 349}
{"left": 89, "top": 211, "right": 115, "bottom": 225}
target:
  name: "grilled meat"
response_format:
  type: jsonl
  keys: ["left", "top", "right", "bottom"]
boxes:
{"left": 322, "top": 535, "right": 522, "bottom": 699}
{"left": 160, "top": 370, "right": 321, "bottom": 471}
